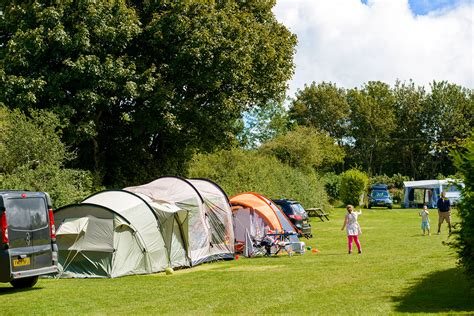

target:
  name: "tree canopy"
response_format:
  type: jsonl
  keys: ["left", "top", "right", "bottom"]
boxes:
{"left": 289, "top": 80, "right": 473, "bottom": 178}
{"left": 259, "top": 125, "right": 345, "bottom": 172}
{"left": 1, "top": 0, "right": 297, "bottom": 186}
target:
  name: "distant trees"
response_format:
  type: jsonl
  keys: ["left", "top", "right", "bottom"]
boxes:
{"left": 1, "top": 1, "right": 296, "bottom": 186}
{"left": 259, "top": 126, "right": 345, "bottom": 172}
{"left": 346, "top": 81, "right": 397, "bottom": 176}
{"left": 289, "top": 81, "right": 473, "bottom": 179}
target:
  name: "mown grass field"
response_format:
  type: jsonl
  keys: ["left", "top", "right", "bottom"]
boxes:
{"left": 1, "top": 207, "right": 473, "bottom": 315}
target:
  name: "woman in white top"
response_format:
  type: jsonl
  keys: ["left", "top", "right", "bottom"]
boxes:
{"left": 341, "top": 204, "right": 362, "bottom": 254}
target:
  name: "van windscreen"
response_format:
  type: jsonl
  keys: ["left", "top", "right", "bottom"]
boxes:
{"left": 371, "top": 190, "right": 389, "bottom": 198}
{"left": 6, "top": 197, "right": 48, "bottom": 230}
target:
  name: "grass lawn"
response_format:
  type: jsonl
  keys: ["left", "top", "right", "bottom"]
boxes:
{"left": 1, "top": 207, "right": 473, "bottom": 315}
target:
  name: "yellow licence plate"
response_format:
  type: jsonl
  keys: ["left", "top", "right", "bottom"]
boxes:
{"left": 13, "top": 257, "right": 31, "bottom": 267}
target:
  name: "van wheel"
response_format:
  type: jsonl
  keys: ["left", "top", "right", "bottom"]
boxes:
{"left": 10, "top": 276, "right": 38, "bottom": 289}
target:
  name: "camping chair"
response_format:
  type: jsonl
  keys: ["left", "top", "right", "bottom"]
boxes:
{"left": 266, "top": 231, "right": 296, "bottom": 256}
{"left": 250, "top": 236, "right": 273, "bottom": 257}
{"left": 251, "top": 234, "right": 293, "bottom": 257}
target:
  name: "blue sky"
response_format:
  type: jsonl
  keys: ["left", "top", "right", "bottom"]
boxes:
{"left": 361, "top": 0, "right": 466, "bottom": 15}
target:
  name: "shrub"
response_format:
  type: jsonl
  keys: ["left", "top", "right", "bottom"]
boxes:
{"left": 340, "top": 169, "right": 369, "bottom": 206}
{"left": 188, "top": 148, "right": 329, "bottom": 209}
{"left": 450, "top": 134, "right": 474, "bottom": 281}
{"left": 0, "top": 107, "right": 96, "bottom": 207}
{"left": 322, "top": 172, "right": 341, "bottom": 204}
{"left": 389, "top": 188, "right": 403, "bottom": 204}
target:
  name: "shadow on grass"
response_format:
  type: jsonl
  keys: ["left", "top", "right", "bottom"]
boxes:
{"left": 0, "top": 286, "right": 42, "bottom": 296}
{"left": 393, "top": 268, "right": 474, "bottom": 313}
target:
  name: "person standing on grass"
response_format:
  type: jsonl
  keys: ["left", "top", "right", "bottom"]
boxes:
{"left": 341, "top": 204, "right": 362, "bottom": 254}
{"left": 419, "top": 205, "right": 430, "bottom": 236}
{"left": 437, "top": 191, "right": 451, "bottom": 234}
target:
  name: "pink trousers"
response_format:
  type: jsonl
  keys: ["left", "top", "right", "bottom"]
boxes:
{"left": 348, "top": 235, "right": 361, "bottom": 252}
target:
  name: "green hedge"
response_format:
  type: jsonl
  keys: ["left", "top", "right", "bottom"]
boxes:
{"left": 0, "top": 107, "right": 96, "bottom": 207}
{"left": 188, "top": 148, "right": 329, "bottom": 209}
{"left": 322, "top": 172, "right": 341, "bottom": 204}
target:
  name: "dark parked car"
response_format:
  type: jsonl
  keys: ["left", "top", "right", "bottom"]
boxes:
{"left": 272, "top": 199, "right": 312, "bottom": 238}
{"left": 0, "top": 191, "right": 58, "bottom": 288}
{"left": 368, "top": 184, "right": 393, "bottom": 209}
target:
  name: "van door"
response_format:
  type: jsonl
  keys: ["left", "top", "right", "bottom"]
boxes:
{"left": 6, "top": 196, "right": 52, "bottom": 272}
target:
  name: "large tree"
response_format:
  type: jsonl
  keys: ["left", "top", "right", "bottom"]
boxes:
{"left": 0, "top": 0, "right": 296, "bottom": 186}
{"left": 346, "top": 81, "right": 397, "bottom": 176}
{"left": 422, "top": 81, "right": 474, "bottom": 177}
{"left": 289, "top": 81, "right": 350, "bottom": 143}
{"left": 390, "top": 80, "right": 429, "bottom": 179}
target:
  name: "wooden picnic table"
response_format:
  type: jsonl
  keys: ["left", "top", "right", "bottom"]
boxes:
{"left": 306, "top": 208, "right": 330, "bottom": 221}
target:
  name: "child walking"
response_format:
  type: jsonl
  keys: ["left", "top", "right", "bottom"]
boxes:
{"left": 419, "top": 205, "right": 430, "bottom": 236}
{"left": 341, "top": 205, "right": 362, "bottom": 254}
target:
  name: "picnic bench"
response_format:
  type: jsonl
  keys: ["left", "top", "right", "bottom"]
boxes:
{"left": 306, "top": 208, "right": 330, "bottom": 221}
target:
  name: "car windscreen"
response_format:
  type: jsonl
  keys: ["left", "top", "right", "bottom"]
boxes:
{"left": 290, "top": 203, "right": 306, "bottom": 215}
{"left": 371, "top": 190, "right": 389, "bottom": 198}
{"left": 6, "top": 197, "right": 48, "bottom": 230}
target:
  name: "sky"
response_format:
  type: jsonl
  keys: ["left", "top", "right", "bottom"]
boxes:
{"left": 273, "top": 0, "right": 474, "bottom": 98}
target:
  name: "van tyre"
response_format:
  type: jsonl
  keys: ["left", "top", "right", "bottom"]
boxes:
{"left": 10, "top": 276, "right": 38, "bottom": 289}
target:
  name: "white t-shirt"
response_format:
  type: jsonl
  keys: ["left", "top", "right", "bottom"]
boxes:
{"left": 346, "top": 211, "right": 362, "bottom": 236}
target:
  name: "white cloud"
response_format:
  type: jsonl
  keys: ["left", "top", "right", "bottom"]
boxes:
{"left": 273, "top": 0, "right": 474, "bottom": 97}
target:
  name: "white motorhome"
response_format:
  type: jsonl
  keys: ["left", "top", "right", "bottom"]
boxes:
{"left": 402, "top": 179, "right": 464, "bottom": 208}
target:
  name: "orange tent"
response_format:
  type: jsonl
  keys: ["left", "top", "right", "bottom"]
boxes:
{"left": 230, "top": 192, "right": 284, "bottom": 231}
{"left": 230, "top": 192, "right": 301, "bottom": 253}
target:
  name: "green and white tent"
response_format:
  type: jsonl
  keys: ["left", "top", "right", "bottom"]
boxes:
{"left": 125, "top": 176, "right": 234, "bottom": 265}
{"left": 55, "top": 190, "right": 189, "bottom": 278}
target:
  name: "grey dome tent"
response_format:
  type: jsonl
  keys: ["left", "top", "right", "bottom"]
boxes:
{"left": 54, "top": 190, "right": 189, "bottom": 278}
{"left": 125, "top": 176, "right": 234, "bottom": 265}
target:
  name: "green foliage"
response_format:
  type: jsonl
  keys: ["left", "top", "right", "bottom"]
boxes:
{"left": 390, "top": 81, "right": 429, "bottom": 179}
{"left": 339, "top": 169, "right": 369, "bottom": 206}
{"left": 289, "top": 80, "right": 473, "bottom": 179}
{"left": 346, "top": 81, "right": 397, "bottom": 176}
{"left": 321, "top": 172, "right": 341, "bottom": 204}
{"left": 1, "top": 1, "right": 297, "bottom": 186}
{"left": 238, "top": 101, "right": 291, "bottom": 149}
{"left": 0, "top": 107, "right": 68, "bottom": 173}
{"left": 289, "top": 81, "right": 349, "bottom": 141}
{"left": 424, "top": 82, "right": 474, "bottom": 176}
{"left": 369, "top": 173, "right": 410, "bottom": 190}
{"left": 451, "top": 133, "right": 474, "bottom": 281}
{"left": 0, "top": 106, "right": 95, "bottom": 207}
{"left": 259, "top": 126, "right": 345, "bottom": 172}
{"left": 188, "top": 148, "right": 329, "bottom": 209}
{"left": 0, "top": 165, "right": 95, "bottom": 208}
